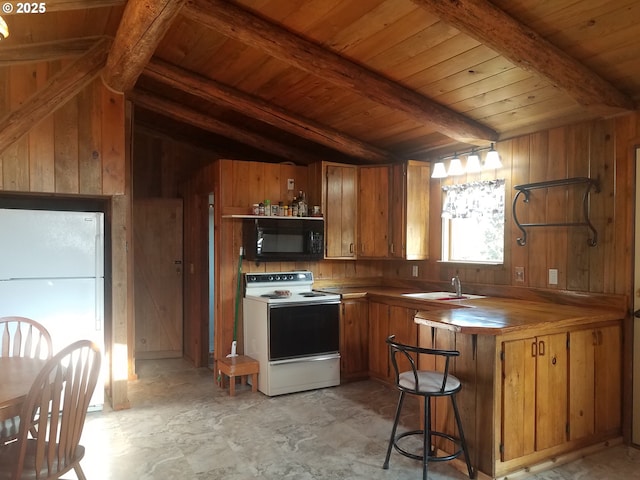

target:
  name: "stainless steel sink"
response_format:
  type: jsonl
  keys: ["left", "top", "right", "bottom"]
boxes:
{"left": 401, "top": 291, "right": 485, "bottom": 301}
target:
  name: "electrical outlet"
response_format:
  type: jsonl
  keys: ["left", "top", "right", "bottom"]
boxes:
{"left": 412, "top": 265, "right": 419, "bottom": 277}
{"left": 515, "top": 266, "right": 525, "bottom": 283}
{"left": 287, "top": 178, "right": 295, "bottom": 190}
{"left": 548, "top": 268, "right": 558, "bottom": 285}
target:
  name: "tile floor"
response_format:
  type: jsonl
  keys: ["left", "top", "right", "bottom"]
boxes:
{"left": 76, "top": 359, "right": 640, "bottom": 480}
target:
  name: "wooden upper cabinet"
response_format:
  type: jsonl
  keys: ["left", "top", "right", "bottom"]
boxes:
{"left": 358, "top": 165, "right": 390, "bottom": 258}
{"left": 390, "top": 160, "right": 430, "bottom": 260}
{"left": 324, "top": 163, "right": 358, "bottom": 259}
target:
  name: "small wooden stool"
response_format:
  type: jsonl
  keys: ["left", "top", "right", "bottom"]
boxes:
{"left": 217, "top": 355, "right": 259, "bottom": 396}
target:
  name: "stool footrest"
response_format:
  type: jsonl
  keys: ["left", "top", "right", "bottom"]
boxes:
{"left": 392, "top": 430, "right": 464, "bottom": 463}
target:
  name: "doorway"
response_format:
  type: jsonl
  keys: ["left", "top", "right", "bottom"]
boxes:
{"left": 133, "top": 198, "right": 184, "bottom": 359}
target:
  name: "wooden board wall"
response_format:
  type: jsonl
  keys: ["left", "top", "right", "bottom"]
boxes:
{"left": 0, "top": 62, "right": 129, "bottom": 409}
{"left": 385, "top": 112, "right": 640, "bottom": 298}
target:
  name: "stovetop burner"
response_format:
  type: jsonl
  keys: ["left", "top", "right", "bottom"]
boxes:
{"left": 244, "top": 271, "right": 340, "bottom": 304}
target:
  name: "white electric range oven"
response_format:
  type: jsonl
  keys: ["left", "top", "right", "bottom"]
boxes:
{"left": 242, "top": 271, "right": 341, "bottom": 396}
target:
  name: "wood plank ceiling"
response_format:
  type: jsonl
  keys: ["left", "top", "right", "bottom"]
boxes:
{"left": 0, "top": 0, "right": 638, "bottom": 164}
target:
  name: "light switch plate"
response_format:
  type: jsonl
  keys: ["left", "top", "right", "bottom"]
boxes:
{"left": 412, "top": 265, "right": 419, "bottom": 277}
{"left": 515, "top": 266, "right": 525, "bottom": 283}
{"left": 287, "top": 178, "right": 295, "bottom": 190}
{"left": 548, "top": 268, "right": 558, "bottom": 285}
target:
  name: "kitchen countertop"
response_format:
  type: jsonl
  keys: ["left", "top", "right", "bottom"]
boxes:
{"left": 318, "top": 286, "right": 623, "bottom": 335}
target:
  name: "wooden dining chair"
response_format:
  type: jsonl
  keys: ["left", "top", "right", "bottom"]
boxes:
{"left": 0, "top": 340, "right": 101, "bottom": 480}
{"left": 0, "top": 316, "right": 53, "bottom": 443}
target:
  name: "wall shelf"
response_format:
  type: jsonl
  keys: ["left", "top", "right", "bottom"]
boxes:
{"left": 222, "top": 214, "right": 323, "bottom": 220}
{"left": 512, "top": 177, "right": 600, "bottom": 247}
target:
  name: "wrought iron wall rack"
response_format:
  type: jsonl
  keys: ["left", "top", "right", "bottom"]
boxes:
{"left": 513, "top": 177, "right": 600, "bottom": 247}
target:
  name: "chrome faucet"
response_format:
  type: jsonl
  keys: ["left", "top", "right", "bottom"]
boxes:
{"left": 451, "top": 275, "right": 462, "bottom": 297}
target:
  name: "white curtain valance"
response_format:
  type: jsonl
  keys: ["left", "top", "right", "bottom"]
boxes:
{"left": 441, "top": 179, "right": 505, "bottom": 221}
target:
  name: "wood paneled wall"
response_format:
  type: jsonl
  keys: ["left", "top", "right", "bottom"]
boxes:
{"left": 0, "top": 63, "right": 125, "bottom": 195}
{"left": 385, "top": 112, "right": 640, "bottom": 299}
{"left": 132, "top": 127, "right": 214, "bottom": 199}
{"left": 0, "top": 63, "right": 129, "bottom": 409}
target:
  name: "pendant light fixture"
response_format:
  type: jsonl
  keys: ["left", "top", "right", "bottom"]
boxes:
{"left": 484, "top": 143, "right": 503, "bottom": 170}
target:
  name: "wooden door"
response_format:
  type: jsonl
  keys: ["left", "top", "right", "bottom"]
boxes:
{"left": 358, "top": 165, "right": 389, "bottom": 257}
{"left": 405, "top": 160, "right": 430, "bottom": 260}
{"left": 501, "top": 338, "right": 536, "bottom": 461}
{"left": 569, "top": 328, "right": 596, "bottom": 440}
{"left": 325, "top": 164, "right": 357, "bottom": 258}
{"left": 134, "top": 198, "right": 183, "bottom": 359}
{"left": 594, "top": 325, "right": 621, "bottom": 434}
{"left": 340, "top": 299, "right": 369, "bottom": 381}
{"left": 389, "top": 161, "right": 430, "bottom": 260}
{"left": 535, "top": 333, "right": 568, "bottom": 450}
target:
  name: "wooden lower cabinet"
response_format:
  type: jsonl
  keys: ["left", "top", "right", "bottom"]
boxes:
{"left": 569, "top": 324, "right": 622, "bottom": 440}
{"left": 501, "top": 333, "right": 568, "bottom": 461}
{"left": 368, "top": 301, "right": 418, "bottom": 384}
{"left": 417, "top": 321, "right": 622, "bottom": 479}
{"left": 340, "top": 299, "right": 369, "bottom": 382}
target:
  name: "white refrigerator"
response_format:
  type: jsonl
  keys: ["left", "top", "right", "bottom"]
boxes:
{"left": 0, "top": 208, "right": 105, "bottom": 408}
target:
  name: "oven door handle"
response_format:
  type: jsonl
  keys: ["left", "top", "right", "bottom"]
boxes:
{"left": 270, "top": 352, "right": 340, "bottom": 365}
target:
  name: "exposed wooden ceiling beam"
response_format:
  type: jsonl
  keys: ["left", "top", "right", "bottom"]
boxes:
{"left": 1, "top": 0, "right": 124, "bottom": 14}
{"left": 143, "top": 59, "right": 395, "bottom": 164}
{"left": 0, "top": 38, "right": 111, "bottom": 156}
{"left": 182, "top": 0, "right": 498, "bottom": 144}
{"left": 412, "top": 0, "right": 636, "bottom": 112}
{"left": 130, "top": 89, "right": 327, "bottom": 165}
{"left": 0, "top": 36, "right": 105, "bottom": 66}
{"left": 102, "top": 0, "right": 185, "bottom": 93}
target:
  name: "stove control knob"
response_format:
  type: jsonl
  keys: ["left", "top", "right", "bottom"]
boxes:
{"left": 288, "top": 274, "right": 294, "bottom": 280}
{"left": 248, "top": 275, "right": 256, "bottom": 282}
{"left": 268, "top": 275, "right": 274, "bottom": 281}
{"left": 275, "top": 275, "right": 281, "bottom": 280}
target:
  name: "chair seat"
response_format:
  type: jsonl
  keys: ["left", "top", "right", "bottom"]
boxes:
{"left": 0, "top": 440, "right": 85, "bottom": 479}
{"left": 398, "top": 370, "right": 461, "bottom": 395}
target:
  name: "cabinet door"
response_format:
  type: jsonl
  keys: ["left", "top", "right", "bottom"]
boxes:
{"left": 535, "top": 333, "right": 568, "bottom": 451}
{"left": 368, "top": 302, "right": 390, "bottom": 381}
{"left": 569, "top": 324, "right": 622, "bottom": 440}
{"left": 502, "top": 334, "right": 567, "bottom": 461}
{"left": 358, "top": 165, "right": 390, "bottom": 257}
{"left": 389, "top": 161, "right": 430, "bottom": 260}
{"left": 501, "top": 338, "right": 536, "bottom": 461}
{"left": 340, "top": 299, "right": 369, "bottom": 381}
{"left": 325, "top": 164, "right": 357, "bottom": 258}
{"left": 595, "top": 325, "right": 621, "bottom": 434}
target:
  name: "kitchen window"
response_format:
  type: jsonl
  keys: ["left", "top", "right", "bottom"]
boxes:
{"left": 441, "top": 179, "right": 505, "bottom": 263}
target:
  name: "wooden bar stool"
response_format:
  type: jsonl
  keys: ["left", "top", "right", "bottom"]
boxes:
{"left": 217, "top": 355, "right": 259, "bottom": 396}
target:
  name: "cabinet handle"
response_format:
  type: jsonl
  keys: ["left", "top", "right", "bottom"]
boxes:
{"left": 551, "top": 355, "right": 557, "bottom": 365}
{"left": 390, "top": 243, "right": 394, "bottom": 254}
{"left": 597, "top": 330, "right": 603, "bottom": 346}
{"left": 349, "top": 243, "right": 354, "bottom": 254}
{"left": 592, "top": 331, "right": 598, "bottom": 346}
{"left": 538, "top": 340, "right": 545, "bottom": 356}
{"left": 531, "top": 341, "right": 537, "bottom": 357}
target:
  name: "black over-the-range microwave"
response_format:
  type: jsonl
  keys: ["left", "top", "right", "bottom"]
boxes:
{"left": 242, "top": 217, "right": 324, "bottom": 262}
